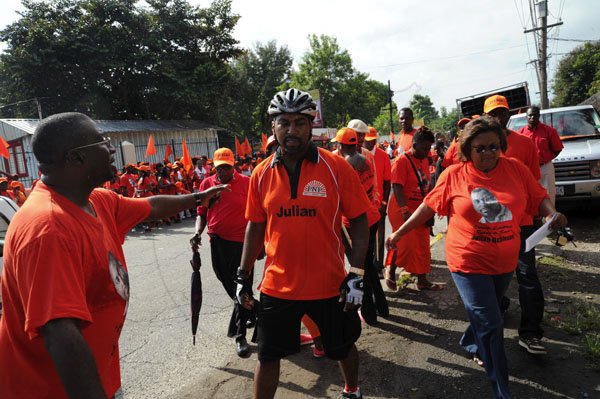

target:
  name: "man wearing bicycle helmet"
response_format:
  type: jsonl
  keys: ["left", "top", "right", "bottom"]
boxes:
{"left": 236, "top": 88, "right": 370, "bottom": 399}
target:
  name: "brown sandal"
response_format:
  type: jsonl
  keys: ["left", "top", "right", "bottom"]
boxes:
{"left": 416, "top": 282, "right": 444, "bottom": 291}
{"left": 384, "top": 268, "right": 397, "bottom": 291}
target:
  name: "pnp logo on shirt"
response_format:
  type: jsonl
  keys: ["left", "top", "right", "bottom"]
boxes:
{"left": 302, "top": 180, "right": 327, "bottom": 198}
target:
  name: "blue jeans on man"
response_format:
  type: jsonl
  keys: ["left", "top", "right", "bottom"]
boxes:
{"left": 452, "top": 271, "right": 514, "bottom": 399}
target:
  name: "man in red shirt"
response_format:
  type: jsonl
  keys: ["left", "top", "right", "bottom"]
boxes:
{"left": 363, "top": 127, "right": 391, "bottom": 275}
{"left": 0, "top": 113, "right": 228, "bottom": 399}
{"left": 484, "top": 95, "right": 547, "bottom": 355}
{"left": 397, "top": 108, "right": 417, "bottom": 154}
{"left": 193, "top": 147, "right": 253, "bottom": 357}
{"left": 237, "top": 89, "right": 370, "bottom": 399}
{"left": 519, "top": 105, "right": 563, "bottom": 204}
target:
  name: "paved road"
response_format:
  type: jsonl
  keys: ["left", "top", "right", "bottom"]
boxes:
{"left": 119, "top": 218, "right": 262, "bottom": 399}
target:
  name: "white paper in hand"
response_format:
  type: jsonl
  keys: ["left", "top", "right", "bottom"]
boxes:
{"left": 525, "top": 214, "right": 557, "bottom": 252}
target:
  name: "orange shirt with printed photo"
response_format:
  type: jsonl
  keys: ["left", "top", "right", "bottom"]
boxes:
{"left": 0, "top": 183, "right": 150, "bottom": 399}
{"left": 246, "top": 145, "right": 370, "bottom": 300}
{"left": 424, "top": 158, "right": 548, "bottom": 275}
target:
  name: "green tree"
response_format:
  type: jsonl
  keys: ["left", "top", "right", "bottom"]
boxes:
{"left": 373, "top": 102, "right": 398, "bottom": 135}
{"left": 0, "top": 0, "right": 242, "bottom": 121}
{"left": 288, "top": 34, "right": 387, "bottom": 127}
{"left": 408, "top": 94, "right": 439, "bottom": 125}
{"left": 552, "top": 42, "right": 600, "bottom": 107}
{"left": 227, "top": 41, "right": 292, "bottom": 138}
{"left": 429, "top": 106, "right": 460, "bottom": 137}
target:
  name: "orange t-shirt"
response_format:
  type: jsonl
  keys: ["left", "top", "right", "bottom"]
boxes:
{"left": 389, "top": 152, "right": 430, "bottom": 213}
{"left": 0, "top": 183, "right": 151, "bottom": 398}
{"left": 398, "top": 128, "right": 417, "bottom": 153}
{"left": 442, "top": 139, "right": 460, "bottom": 168}
{"left": 373, "top": 146, "right": 392, "bottom": 199}
{"left": 246, "top": 145, "right": 370, "bottom": 300}
{"left": 424, "top": 158, "right": 548, "bottom": 275}
{"left": 334, "top": 152, "right": 380, "bottom": 228}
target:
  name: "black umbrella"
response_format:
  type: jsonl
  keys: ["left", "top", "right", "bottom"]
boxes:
{"left": 190, "top": 249, "right": 202, "bottom": 345}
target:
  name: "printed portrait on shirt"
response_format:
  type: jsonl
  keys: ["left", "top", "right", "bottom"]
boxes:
{"left": 108, "top": 252, "right": 130, "bottom": 314}
{"left": 470, "top": 187, "right": 513, "bottom": 224}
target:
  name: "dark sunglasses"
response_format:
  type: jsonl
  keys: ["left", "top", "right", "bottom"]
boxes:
{"left": 472, "top": 143, "right": 500, "bottom": 154}
{"left": 71, "top": 137, "right": 112, "bottom": 151}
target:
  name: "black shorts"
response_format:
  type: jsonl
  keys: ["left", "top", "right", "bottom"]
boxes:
{"left": 256, "top": 293, "right": 361, "bottom": 361}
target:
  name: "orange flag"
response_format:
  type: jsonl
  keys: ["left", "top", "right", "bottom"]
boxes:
{"left": 164, "top": 144, "right": 173, "bottom": 162}
{"left": 0, "top": 136, "right": 10, "bottom": 159}
{"left": 145, "top": 134, "right": 156, "bottom": 158}
{"left": 260, "top": 133, "right": 268, "bottom": 152}
{"left": 181, "top": 138, "right": 193, "bottom": 173}
{"left": 243, "top": 137, "right": 252, "bottom": 156}
{"left": 235, "top": 137, "right": 242, "bottom": 156}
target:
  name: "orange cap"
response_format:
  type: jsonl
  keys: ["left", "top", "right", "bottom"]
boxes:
{"left": 9, "top": 181, "right": 23, "bottom": 189}
{"left": 213, "top": 148, "right": 235, "bottom": 167}
{"left": 483, "top": 95, "right": 509, "bottom": 114}
{"left": 457, "top": 118, "right": 471, "bottom": 129}
{"left": 471, "top": 114, "right": 481, "bottom": 119}
{"left": 0, "top": 178, "right": 8, "bottom": 183}
{"left": 365, "top": 126, "right": 378, "bottom": 141}
{"left": 137, "top": 165, "right": 151, "bottom": 172}
{"left": 331, "top": 127, "right": 358, "bottom": 145}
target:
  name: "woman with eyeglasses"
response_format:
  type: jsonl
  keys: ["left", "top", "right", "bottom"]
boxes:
{"left": 386, "top": 116, "right": 567, "bottom": 399}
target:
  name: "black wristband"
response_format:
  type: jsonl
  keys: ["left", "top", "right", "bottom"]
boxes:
{"left": 193, "top": 192, "right": 202, "bottom": 205}
{"left": 236, "top": 267, "right": 250, "bottom": 280}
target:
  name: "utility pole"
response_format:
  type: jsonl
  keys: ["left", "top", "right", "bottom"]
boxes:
{"left": 524, "top": 0, "right": 562, "bottom": 109}
{"left": 34, "top": 98, "right": 43, "bottom": 120}
{"left": 387, "top": 80, "right": 395, "bottom": 134}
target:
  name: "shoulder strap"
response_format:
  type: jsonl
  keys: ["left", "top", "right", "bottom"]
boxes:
{"left": 405, "top": 154, "right": 426, "bottom": 199}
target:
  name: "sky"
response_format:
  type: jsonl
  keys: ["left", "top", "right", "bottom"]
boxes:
{"left": 1, "top": 0, "right": 599, "bottom": 112}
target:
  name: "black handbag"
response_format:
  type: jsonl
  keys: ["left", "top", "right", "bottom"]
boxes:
{"left": 406, "top": 154, "right": 435, "bottom": 227}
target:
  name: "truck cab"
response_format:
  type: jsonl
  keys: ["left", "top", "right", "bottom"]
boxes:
{"left": 507, "top": 105, "right": 600, "bottom": 203}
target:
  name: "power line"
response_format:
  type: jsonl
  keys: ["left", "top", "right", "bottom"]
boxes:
{"left": 359, "top": 44, "right": 528, "bottom": 70}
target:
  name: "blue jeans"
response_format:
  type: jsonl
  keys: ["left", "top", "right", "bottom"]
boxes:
{"left": 517, "top": 225, "right": 545, "bottom": 339}
{"left": 452, "top": 271, "right": 514, "bottom": 399}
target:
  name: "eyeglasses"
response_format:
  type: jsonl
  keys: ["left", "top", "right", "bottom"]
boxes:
{"left": 70, "top": 137, "right": 112, "bottom": 151}
{"left": 472, "top": 144, "right": 500, "bottom": 154}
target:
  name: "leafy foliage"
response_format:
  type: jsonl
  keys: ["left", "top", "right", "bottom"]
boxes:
{"left": 408, "top": 94, "right": 439, "bottom": 125}
{"left": 288, "top": 34, "right": 388, "bottom": 128}
{"left": 227, "top": 41, "right": 293, "bottom": 138}
{"left": 0, "top": 0, "right": 242, "bottom": 122}
{"left": 552, "top": 42, "right": 600, "bottom": 107}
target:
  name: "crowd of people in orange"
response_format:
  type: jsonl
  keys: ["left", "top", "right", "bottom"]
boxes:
{"left": 0, "top": 89, "right": 569, "bottom": 399}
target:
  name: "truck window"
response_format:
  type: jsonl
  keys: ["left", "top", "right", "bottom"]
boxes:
{"left": 548, "top": 109, "right": 600, "bottom": 137}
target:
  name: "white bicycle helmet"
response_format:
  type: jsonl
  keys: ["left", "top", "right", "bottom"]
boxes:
{"left": 268, "top": 88, "right": 318, "bottom": 119}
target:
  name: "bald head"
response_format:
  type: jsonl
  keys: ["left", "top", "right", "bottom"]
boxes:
{"left": 32, "top": 112, "right": 100, "bottom": 163}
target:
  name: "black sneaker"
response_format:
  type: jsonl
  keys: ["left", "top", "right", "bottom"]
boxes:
{"left": 235, "top": 336, "right": 251, "bottom": 358}
{"left": 340, "top": 388, "right": 362, "bottom": 398}
{"left": 519, "top": 337, "right": 547, "bottom": 355}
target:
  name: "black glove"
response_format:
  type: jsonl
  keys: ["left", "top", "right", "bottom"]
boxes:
{"left": 339, "top": 273, "right": 364, "bottom": 306}
{"left": 235, "top": 268, "right": 255, "bottom": 309}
